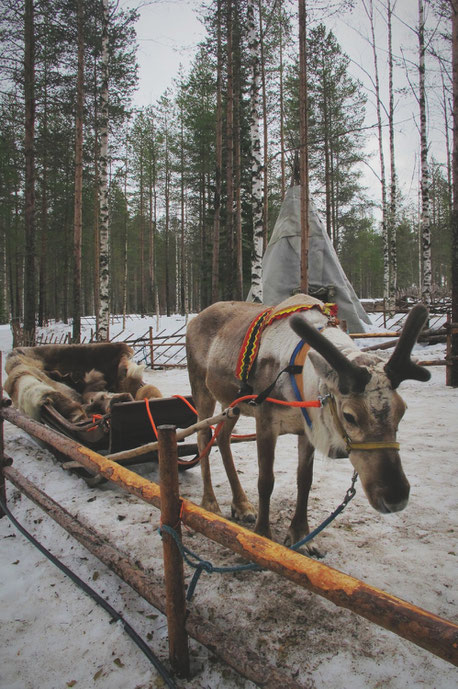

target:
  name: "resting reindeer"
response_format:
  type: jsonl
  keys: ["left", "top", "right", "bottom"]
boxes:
{"left": 186, "top": 294, "right": 430, "bottom": 548}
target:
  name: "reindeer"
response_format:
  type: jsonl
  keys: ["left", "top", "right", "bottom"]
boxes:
{"left": 186, "top": 294, "right": 430, "bottom": 548}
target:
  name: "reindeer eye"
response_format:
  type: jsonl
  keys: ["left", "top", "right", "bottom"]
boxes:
{"left": 343, "top": 412, "right": 357, "bottom": 426}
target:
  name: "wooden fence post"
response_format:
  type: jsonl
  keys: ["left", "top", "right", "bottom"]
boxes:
{"left": 157, "top": 424, "right": 190, "bottom": 678}
{"left": 149, "top": 326, "right": 154, "bottom": 369}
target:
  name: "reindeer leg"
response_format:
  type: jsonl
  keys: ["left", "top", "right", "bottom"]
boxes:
{"left": 254, "top": 413, "right": 278, "bottom": 540}
{"left": 194, "top": 394, "right": 221, "bottom": 515}
{"left": 285, "top": 436, "right": 324, "bottom": 558}
{"left": 216, "top": 415, "right": 256, "bottom": 523}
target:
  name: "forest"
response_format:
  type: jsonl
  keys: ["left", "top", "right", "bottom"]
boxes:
{"left": 0, "top": 0, "right": 455, "bottom": 341}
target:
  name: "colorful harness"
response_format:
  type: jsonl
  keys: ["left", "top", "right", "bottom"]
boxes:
{"left": 235, "top": 302, "right": 339, "bottom": 418}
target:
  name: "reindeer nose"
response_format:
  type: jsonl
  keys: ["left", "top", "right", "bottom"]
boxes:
{"left": 378, "top": 495, "right": 409, "bottom": 514}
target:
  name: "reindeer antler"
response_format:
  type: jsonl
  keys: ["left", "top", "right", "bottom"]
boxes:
{"left": 290, "top": 315, "right": 371, "bottom": 394}
{"left": 384, "top": 304, "right": 431, "bottom": 389}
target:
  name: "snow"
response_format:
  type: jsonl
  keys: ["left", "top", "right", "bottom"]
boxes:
{"left": 0, "top": 315, "right": 457, "bottom": 689}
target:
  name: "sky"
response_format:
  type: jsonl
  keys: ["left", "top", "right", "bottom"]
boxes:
{"left": 133, "top": 0, "right": 205, "bottom": 106}
{"left": 130, "top": 0, "right": 450, "bottom": 212}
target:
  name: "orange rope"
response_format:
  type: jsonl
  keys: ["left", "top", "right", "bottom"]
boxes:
{"left": 144, "top": 398, "right": 158, "bottom": 439}
{"left": 229, "top": 394, "right": 322, "bottom": 409}
{"left": 144, "top": 392, "right": 322, "bottom": 464}
{"left": 87, "top": 414, "right": 104, "bottom": 432}
{"left": 172, "top": 394, "right": 199, "bottom": 416}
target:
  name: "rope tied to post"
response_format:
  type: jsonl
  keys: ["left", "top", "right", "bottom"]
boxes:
{"left": 158, "top": 471, "right": 358, "bottom": 601}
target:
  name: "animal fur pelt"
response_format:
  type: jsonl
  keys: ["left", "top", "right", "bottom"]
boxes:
{"left": 4, "top": 343, "right": 162, "bottom": 423}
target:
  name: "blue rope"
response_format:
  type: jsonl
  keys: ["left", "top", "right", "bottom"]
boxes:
{"left": 159, "top": 472, "right": 358, "bottom": 600}
{"left": 159, "top": 524, "right": 261, "bottom": 600}
{"left": 288, "top": 339, "right": 313, "bottom": 428}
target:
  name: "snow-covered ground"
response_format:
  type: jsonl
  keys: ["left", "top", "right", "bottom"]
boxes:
{"left": 0, "top": 315, "right": 457, "bottom": 689}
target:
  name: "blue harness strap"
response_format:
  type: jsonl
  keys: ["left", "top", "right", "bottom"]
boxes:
{"left": 289, "top": 339, "right": 312, "bottom": 428}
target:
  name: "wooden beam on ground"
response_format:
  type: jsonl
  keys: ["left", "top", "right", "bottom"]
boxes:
{"left": 2, "top": 405, "right": 457, "bottom": 667}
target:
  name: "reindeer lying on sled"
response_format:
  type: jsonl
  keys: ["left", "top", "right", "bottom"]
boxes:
{"left": 186, "top": 294, "right": 430, "bottom": 548}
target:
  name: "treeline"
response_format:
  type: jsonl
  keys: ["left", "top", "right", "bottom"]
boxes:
{"left": 0, "top": 0, "right": 453, "bottom": 331}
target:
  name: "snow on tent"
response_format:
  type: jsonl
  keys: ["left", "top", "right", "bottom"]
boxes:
{"left": 252, "top": 186, "right": 371, "bottom": 333}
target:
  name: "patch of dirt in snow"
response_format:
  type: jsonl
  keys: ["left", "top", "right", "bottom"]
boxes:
{"left": 1, "top": 361, "right": 457, "bottom": 689}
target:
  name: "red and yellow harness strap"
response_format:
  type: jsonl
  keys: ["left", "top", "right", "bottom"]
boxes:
{"left": 235, "top": 307, "right": 273, "bottom": 384}
{"left": 235, "top": 302, "right": 338, "bottom": 386}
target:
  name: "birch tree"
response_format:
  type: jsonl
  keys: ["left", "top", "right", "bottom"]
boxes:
{"left": 248, "top": 0, "right": 264, "bottom": 302}
{"left": 451, "top": 0, "right": 458, "bottom": 386}
{"left": 97, "top": 0, "right": 110, "bottom": 340}
{"left": 387, "top": 0, "right": 398, "bottom": 309}
{"left": 418, "top": 0, "right": 432, "bottom": 307}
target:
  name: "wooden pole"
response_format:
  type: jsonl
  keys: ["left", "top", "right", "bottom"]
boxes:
{"left": 157, "top": 425, "right": 190, "bottom": 678}
{"left": 298, "top": 0, "right": 309, "bottom": 294}
{"left": 149, "top": 326, "right": 154, "bottom": 369}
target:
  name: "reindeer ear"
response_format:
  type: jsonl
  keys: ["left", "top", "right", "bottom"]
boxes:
{"left": 308, "top": 351, "right": 339, "bottom": 388}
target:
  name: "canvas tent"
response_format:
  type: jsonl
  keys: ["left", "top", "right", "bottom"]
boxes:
{"left": 252, "top": 185, "right": 371, "bottom": 333}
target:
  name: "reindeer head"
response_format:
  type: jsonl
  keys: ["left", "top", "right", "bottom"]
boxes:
{"left": 290, "top": 305, "right": 430, "bottom": 514}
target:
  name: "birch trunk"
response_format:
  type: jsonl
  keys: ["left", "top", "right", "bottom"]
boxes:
{"left": 164, "top": 124, "right": 170, "bottom": 317}
{"left": 122, "top": 146, "right": 128, "bottom": 330}
{"left": 97, "top": 0, "right": 110, "bottom": 341}
{"left": 387, "top": 0, "right": 397, "bottom": 311}
{"left": 279, "top": 1, "right": 286, "bottom": 200}
{"left": 451, "top": 0, "right": 458, "bottom": 386}
{"left": 258, "top": 0, "right": 268, "bottom": 252}
{"left": 72, "top": 0, "right": 84, "bottom": 343}
{"left": 248, "top": 0, "right": 264, "bottom": 302}
{"left": 418, "top": 0, "right": 432, "bottom": 307}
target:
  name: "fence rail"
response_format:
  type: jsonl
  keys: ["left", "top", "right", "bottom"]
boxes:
{"left": 1, "top": 401, "right": 457, "bottom": 684}
{"left": 8, "top": 306, "right": 451, "bottom": 374}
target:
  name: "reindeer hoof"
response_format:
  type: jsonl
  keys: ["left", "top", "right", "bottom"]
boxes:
{"left": 231, "top": 501, "right": 257, "bottom": 524}
{"left": 284, "top": 531, "right": 326, "bottom": 559}
{"left": 201, "top": 498, "right": 222, "bottom": 515}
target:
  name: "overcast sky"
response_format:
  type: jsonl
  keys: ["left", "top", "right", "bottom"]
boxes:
{"left": 131, "top": 0, "right": 449, "bottom": 211}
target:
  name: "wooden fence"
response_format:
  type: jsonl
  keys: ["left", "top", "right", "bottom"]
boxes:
{"left": 1, "top": 397, "right": 457, "bottom": 686}
{"left": 8, "top": 308, "right": 454, "bottom": 379}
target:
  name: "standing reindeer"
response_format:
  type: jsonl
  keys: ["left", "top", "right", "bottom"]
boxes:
{"left": 186, "top": 294, "right": 430, "bottom": 547}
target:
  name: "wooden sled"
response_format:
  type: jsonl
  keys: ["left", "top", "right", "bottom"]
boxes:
{"left": 41, "top": 393, "right": 200, "bottom": 475}
{"left": 4, "top": 343, "right": 201, "bottom": 482}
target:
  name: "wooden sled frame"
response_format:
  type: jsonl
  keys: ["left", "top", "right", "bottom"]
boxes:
{"left": 41, "top": 394, "right": 201, "bottom": 478}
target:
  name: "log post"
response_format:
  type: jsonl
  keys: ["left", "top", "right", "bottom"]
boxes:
{"left": 157, "top": 424, "right": 190, "bottom": 678}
